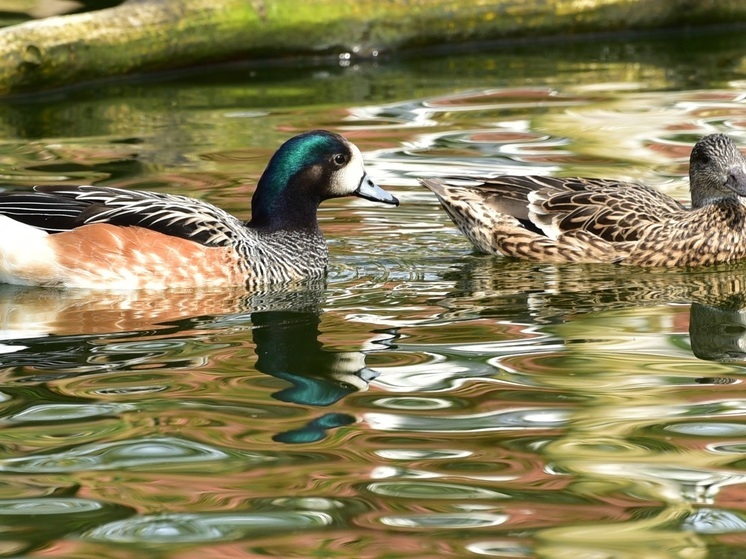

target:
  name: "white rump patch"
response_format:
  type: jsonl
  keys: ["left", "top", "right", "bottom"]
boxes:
{"left": 0, "top": 216, "right": 57, "bottom": 285}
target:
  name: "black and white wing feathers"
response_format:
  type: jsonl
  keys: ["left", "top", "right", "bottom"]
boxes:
{"left": 0, "top": 185, "right": 246, "bottom": 247}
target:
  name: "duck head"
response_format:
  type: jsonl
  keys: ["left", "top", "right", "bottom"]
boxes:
{"left": 250, "top": 130, "right": 398, "bottom": 230}
{"left": 689, "top": 133, "right": 746, "bottom": 208}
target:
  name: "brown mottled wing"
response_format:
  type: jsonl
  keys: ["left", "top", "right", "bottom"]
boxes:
{"left": 421, "top": 176, "right": 630, "bottom": 263}
{"left": 475, "top": 176, "right": 685, "bottom": 243}
{"left": 426, "top": 175, "right": 559, "bottom": 234}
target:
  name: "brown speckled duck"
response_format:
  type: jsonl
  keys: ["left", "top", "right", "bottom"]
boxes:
{"left": 421, "top": 133, "right": 746, "bottom": 267}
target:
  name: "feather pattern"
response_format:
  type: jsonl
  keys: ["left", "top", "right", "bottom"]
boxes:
{"left": 422, "top": 134, "right": 746, "bottom": 268}
{"left": 0, "top": 192, "right": 90, "bottom": 232}
{"left": 32, "top": 185, "right": 246, "bottom": 246}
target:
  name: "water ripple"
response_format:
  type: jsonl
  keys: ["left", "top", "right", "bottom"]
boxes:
{"left": 683, "top": 508, "right": 746, "bottom": 534}
{"left": 0, "top": 436, "right": 241, "bottom": 473}
{"left": 83, "top": 511, "right": 333, "bottom": 543}
{"left": 5, "top": 402, "right": 132, "bottom": 423}
{"left": 0, "top": 497, "right": 104, "bottom": 515}
{"left": 365, "top": 408, "right": 569, "bottom": 433}
{"left": 367, "top": 481, "right": 509, "bottom": 499}
{"left": 380, "top": 512, "right": 509, "bottom": 529}
{"left": 467, "top": 540, "right": 533, "bottom": 557}
{"left": 374, "top": 448, "right": 473, "bottom": 460}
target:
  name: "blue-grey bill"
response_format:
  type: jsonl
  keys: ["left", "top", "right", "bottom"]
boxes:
{"left": 355, "top": 174, "right": 399, "bottom": 206}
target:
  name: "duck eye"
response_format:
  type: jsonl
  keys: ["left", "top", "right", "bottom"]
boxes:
{"left": 333, "top": 153, "right": 348, "bottom": 166}
{"left": 699, "top": 154, "right": 711, "bottom": 165}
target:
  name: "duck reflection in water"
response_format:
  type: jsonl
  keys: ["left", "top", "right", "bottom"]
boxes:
{"left": 437, "top": 258, "right": 746, "bottom": 366}
{"left": 250, "top": 309, "right": 380, "bottom": 444}
{"left": 689, "top": 303, "right": 746, "bottom": 363}
{"left": 0, "top": 285, "right": 383, "bottom": 444}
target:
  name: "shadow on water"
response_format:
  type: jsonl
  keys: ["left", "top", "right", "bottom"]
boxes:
{"left": 437, "top": 257, "right": 746, "bottom": 364}
{"left": 0, "top": 283, "right": 382, "bottom": 446}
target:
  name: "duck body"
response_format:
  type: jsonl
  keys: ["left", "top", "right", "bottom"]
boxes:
{"left": 0, "top": 131, "right": 398, "bottom": 289}
{"left": 422, "top": 134, "right": 746, "bottom": 268}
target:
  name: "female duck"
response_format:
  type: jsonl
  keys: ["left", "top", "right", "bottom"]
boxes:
{"left": 422, "top": 133, "right": 746, "bottom": 267}
{"left": 0, "top": 130, "right": 398, "bottom": 289}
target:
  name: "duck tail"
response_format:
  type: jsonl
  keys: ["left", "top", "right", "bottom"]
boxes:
{"left": 0, "top": 215, "right": 56, "bottom": 286}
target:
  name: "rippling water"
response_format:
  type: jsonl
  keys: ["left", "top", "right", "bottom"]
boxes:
{"left": 1, "top": 26, "right": 746, "bottom": 558}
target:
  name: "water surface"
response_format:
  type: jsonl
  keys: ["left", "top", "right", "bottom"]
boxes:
{"left": 0, "top": 26, "right": 746, "bottom": 559}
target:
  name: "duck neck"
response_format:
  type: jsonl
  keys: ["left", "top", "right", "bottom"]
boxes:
{"left": 249, "top": 179, "right": 321, "bottom": 233}
{"left": 691, "top": 192, "right": 746, "bottom": 210}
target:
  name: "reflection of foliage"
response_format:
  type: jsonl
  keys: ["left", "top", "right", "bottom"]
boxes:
{"left": 0, "top": 27, "right": 743, "bottom": 144}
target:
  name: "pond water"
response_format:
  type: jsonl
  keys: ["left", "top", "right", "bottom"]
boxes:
{"left": 1, "top": 25, "right": 746, "bottom": 559}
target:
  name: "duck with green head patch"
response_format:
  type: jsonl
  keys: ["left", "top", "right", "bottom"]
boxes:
{"left": 421, "top": 133, "right": 746, "bottom": 267}
{"left": 251, "top": 130, "right": 392, "bottom": 230}
{"left": 0, "top": 130, "right": 399, "bottom": 289}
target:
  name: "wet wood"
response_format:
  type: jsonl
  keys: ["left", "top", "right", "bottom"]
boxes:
{"left": 0, "top": 0, "right": 744, "bottom": 96}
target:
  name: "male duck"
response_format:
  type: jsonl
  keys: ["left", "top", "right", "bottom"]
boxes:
{"left": 421, "top": 133, "right": 746, "bottom": 267}
{"left": 0, "top": 130, "right": 398, "bottom": 289}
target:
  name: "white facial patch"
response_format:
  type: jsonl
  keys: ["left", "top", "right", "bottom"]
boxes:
{"left": 329, "top": 142, "right": 366, "bottom": 196}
